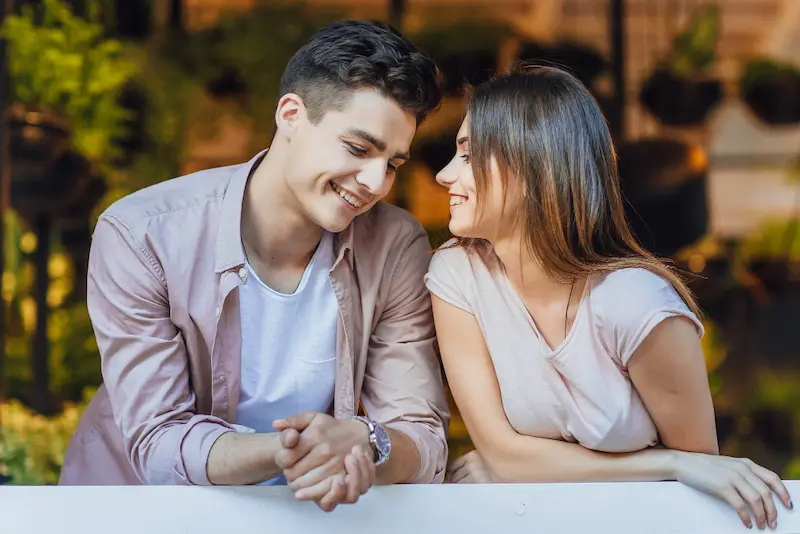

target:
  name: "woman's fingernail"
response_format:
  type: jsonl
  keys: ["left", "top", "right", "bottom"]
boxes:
{"left": 790, "top": 499, "right": 794, "bottom": 510}
{"left": 770, "top": 520, "right": 777, "bottom": 530}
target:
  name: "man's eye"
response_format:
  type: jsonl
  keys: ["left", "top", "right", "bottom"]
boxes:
{"left": 347, "top": 143, "right": 367, "bottom": 156}
{"left": 388, "top": 163, "right": 398, "bottom": 173}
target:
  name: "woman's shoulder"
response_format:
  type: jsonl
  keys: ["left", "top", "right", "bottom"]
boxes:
{"left": 425, "top": 239, "right": 498, "bottom": 311}
{"left": 592, "top": 267, "right": 675, "bottom": 298}
{"left": 429, "top": 238, "right": 493, "bottom": 274}
{"left": 588, "top": 267, "right": 703, "bottom": 363}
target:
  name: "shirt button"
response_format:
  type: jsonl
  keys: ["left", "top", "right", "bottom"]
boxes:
{"left": 218, "top": 375, "right": 226, "bottom": 383}
{"left": 215, "top": 306, "right": 220, "bottom": 317}
{"left": 237, "top": 267, "right": 247, "bottom": 281}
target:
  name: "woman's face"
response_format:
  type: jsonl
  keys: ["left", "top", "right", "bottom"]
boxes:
{"left": 435, "top": 117, "right": 518, "bottom": 240}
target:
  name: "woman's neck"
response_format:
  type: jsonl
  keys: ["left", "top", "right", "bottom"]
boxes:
{"left": 490, "top": 232, "right": 582, "bottom": 304}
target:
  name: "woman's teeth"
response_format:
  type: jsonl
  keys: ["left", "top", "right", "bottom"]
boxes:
{"left": 450, "top": 196, "right": 466, "bottom": 206}
{"left": 331, "top": 182, "right": 363, "bottom": 208}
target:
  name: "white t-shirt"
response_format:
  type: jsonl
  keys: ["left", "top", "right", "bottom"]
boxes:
{"left": 236, "top": 231, "right": 338, "bottom": 485}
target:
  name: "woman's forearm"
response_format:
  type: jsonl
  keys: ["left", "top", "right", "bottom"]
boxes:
{"left": 483, "top": 435, "right": 679, "bottom": 483}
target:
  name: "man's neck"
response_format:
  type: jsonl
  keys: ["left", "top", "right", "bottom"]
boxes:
{"left": 241, "top": 149, "right": 323, "bottom": 271}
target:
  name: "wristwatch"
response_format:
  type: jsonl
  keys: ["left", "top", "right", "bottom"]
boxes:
{"left": 353, "top": 416, "right": 391, "bottom": 466}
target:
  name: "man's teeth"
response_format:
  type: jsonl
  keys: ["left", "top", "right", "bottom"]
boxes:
{"left": 450, "top": 196, "right": 466, "bottom": 206}
{"left": 331, "top": 183, "right": 363, "bottom": 208}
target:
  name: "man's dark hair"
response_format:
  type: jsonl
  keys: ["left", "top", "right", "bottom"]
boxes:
{"left": 280, "top": 20, "right": 442, "bottom": 125}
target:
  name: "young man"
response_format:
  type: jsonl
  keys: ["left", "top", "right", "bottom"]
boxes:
{"left": 59, "top": 20, "right": 450, "bottom": 512}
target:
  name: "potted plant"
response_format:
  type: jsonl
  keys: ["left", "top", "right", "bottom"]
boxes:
{"left": 639, "top": 3, "right": 723, "bottom": 127}
{"left": 2, "top": 0, "right": 137, "bottom": 174}
{"left": 740, "top": 59, "right": 800, "bottom": 126}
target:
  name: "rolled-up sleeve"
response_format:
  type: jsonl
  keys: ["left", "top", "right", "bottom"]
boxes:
{"left": 361, "top": 224, "right": 450, "bottom": 484}
{"left": 88, "top": 216, "right": 234, "bottom": 485}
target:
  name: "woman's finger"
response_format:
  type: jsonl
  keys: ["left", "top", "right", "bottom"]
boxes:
{"left": 721, "top": 487, "right": 753, "bottom": 529}
{"left": 746, "top": 459, "right": 793, "bottom": 511}
{"left": 449, "top": 464, "right": 471, "bottom": 483}
{"left": 733, "top": 474, "right": 767, "bottom": 529}
{"left": 448, "top": 454, "right": 468, "bottom": 474}
{"left": 741, "top": 468, "right": 779, "bottom": 529}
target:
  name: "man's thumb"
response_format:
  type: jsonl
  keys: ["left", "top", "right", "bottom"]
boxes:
{"left": 273, "top": 410, "right": 317, "bottom": 431}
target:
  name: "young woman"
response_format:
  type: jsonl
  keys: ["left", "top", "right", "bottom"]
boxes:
{"left": 425, "top": 66, "right": 792, "bottom": 531}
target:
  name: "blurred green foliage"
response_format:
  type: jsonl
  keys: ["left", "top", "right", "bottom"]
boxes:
{"left": 665, "top": 3, "right": 720, "bottom": 77}
{"left": 1, "top": 0, "right": 138, "bottom": 170}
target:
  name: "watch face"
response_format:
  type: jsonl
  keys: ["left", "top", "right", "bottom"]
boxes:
{"left": 374, "top": 423, "right": 391, "bottom": 460}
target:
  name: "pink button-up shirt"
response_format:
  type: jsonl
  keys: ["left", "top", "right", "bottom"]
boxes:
{"left": 59, "top": 151, "right": 450, "bottom": 486}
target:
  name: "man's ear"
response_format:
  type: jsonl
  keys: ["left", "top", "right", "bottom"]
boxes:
{"left": 274, "top": 93, "right": 305, "bottom": 139}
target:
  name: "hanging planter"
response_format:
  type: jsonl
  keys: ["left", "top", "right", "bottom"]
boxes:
{"left": 616, "top": 138, "right": 709, "bottom": 258}
{"left": 640, "top": 70, "right": 723, "bottom": 126}
{"left": 740, "top": 59, "right": 800, "bottom": 126}
{"left": 6, "top": 103, "right": 70, "bottom": 168}
{"left": 412, "top": 21, "right": 506, "bottom": 95}
{"left": 639, "top": 4, "right": 723, "bottom": 127}
{"left": 517, "top": 40, "right": 606, "bottom": 89}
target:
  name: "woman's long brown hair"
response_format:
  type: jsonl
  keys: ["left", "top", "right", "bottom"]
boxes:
{"left": 457, "top": 65, "right": 700, "bottom": 315}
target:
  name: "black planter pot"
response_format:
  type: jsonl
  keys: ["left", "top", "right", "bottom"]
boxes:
{"left": 11, "top": 150, "right": 90, "bottom": 226}
{"left": 6, "top": 104, "right": 70, "bottom": 168}
{"left": 747, "top": 259, "right": 800, "bottom": 295}
{"left": 617, "top": 138, "right": 709, "bottom": 258}
{"left": 640, "top": 70, "right": 723, "bottom": 127}
{"left": 436, "top": 51, "right": 498, "bottom": 95}
{"left": 741, "top": 74, "right": 800, "bottom": 126}
{"left": 517, "top": 41, "right": 606, "bottom": 89}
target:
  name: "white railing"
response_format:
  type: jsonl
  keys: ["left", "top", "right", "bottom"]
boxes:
{"left": 1, "top": 481, "right": 799, "bottom": 533}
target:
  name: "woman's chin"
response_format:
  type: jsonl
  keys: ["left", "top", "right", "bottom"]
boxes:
{"left": 448, "top": 219, "right": 478, "bottom": 239}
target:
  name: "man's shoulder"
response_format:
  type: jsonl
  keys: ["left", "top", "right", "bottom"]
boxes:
{"left": 100, "top": 162, "right": 244, "bottom": 231}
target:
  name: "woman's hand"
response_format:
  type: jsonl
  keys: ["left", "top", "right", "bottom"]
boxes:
{"left": 672, "top": 451, "right": 793, "bottom": 530}
{"left": 446, "top": 450, "right": 496, "bottom": 483}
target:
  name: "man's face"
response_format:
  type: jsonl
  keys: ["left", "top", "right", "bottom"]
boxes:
{"left": 281, "top": 88, "right": 416, "bottom": 233}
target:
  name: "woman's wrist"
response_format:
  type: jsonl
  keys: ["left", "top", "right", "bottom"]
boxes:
{"left": 652, "top": 447, "right": 681, "bottom": 481}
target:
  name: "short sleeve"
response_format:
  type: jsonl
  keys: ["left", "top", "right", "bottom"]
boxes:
{"left": 594, "top": 268, "right": 704, "bottom": 367}
{"left": 424, "top": 242, "right": 473, "bottom": 314}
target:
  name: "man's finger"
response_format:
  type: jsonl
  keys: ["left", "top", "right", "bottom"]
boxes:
{"left": 294, "top": 477, "right": 333, "bottom": 503}
{"left": 275, "top": 443, "right": 311, "bottom": 471}
{"left": 358, "top": 450, "right": 375, "bottom": 494}
{"left": 273, "top": 411, "right": 317, "bottom": 431}
{"left": 318, "top": 475, "right": 348, "bottom": 512}
{"left": 288, "top": 460, "right": 338, "bottom": 491}
{"left": 343, "top": 453, "right": 363, "bottom": 503}
{"left": 280, "top": 428, "right": 301, "bottom": 448}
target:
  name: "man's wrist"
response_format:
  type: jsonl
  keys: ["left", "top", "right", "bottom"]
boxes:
{"left": 352, "top": 416, "right": 391, "bottom": 466}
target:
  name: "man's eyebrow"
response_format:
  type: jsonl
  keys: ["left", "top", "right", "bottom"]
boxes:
{"left": 346, "top": 128, "right": 409, "bottom": 161}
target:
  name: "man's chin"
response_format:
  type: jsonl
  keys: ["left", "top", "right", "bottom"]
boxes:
{"left": 318, "top": 214, "right": 356, "bottom": 234}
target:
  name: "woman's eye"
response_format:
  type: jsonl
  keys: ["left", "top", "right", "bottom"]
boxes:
{"left": 460, "top": 153, "right": 470, "bottom": 164}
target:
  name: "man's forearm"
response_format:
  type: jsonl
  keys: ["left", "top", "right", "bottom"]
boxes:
{"left": 206, "top": 432, "right": 283, "bottom": 485}
{"left": 375, "top": 429, "right": 421, "bottom": 484}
